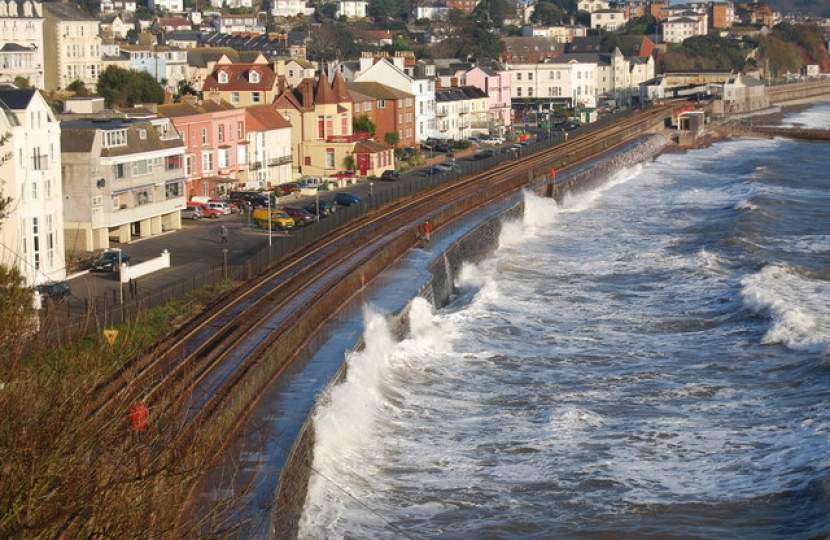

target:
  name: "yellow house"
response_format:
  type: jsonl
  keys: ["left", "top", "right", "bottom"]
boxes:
{"left": 202, "top": 55, "right": 280, "bottom": 108}
{"left": 272, "top": 71, "right": 394, "bottom": 178}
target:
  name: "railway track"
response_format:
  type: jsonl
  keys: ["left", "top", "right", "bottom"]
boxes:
{"left": 85, "top": 105, "right": 672, "bottom": 492}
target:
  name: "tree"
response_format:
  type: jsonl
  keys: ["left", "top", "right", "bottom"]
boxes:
{"left": 96, "top": 66, "right": 165, "bottom": 108}
{"left": 530, "top": 2, "right": 564, "bottom": 26}
{"left": 66, "top": 79, "right": 90, "bottom": 96}
{"left": 353, "top": 114, "right": 377, "bottom": 137}
{"left": 384, "top": 131, "right": 400, "bottom": 147}
{"left": 12, "top": 76, "right": 30, "bottom": 89}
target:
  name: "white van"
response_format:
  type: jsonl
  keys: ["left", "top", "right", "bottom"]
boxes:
{"left": 206, "top": 201, "right": 231, "bottom": 215}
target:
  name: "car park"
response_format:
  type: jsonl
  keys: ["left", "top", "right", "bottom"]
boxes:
{"left": 304, "top": 200, "right": 336, "bottom": 218}
{"left": 92, "top": 250, "right": 131, "bottom": 272}
{"left": 181, "top": 207, "right": 202, "bottom": 220}
{"left": 283, "top": 206, "right": 318, "bottom": 226}
{"left": 380, "top": 170, "right": 400, "bottom": 181}
{"left": 334, "top": 192, "right": 362, "bottom": 206}
{"left": 36, "top": 281, "right": 71, "bottom": 301}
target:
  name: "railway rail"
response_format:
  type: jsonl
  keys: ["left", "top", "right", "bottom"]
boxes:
{"left": 82, "top": 105, "right": 672, "bottom": 533}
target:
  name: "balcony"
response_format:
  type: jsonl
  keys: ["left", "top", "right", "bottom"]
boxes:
{"left": 436, "top": 106, "right": 448, "bottom": 117}
{"left": 268, "top": 154, "right": 293, "bottom": 166}
{"left": 250, "top": 161, "right": 263, "bottom": 170}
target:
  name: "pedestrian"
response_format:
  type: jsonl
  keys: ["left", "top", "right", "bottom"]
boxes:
{"left": 219, "top": 225, "right": 228, "bottom": 243}
{"left": 422, "top": 221, "right": 433, "bottom": 244}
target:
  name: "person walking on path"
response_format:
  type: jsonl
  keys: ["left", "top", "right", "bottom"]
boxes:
{"left": 421, "top": 221, "right": 433, "bottom": 248}
{"left": 219, "top": 225, "right": 229, "bottom": 244}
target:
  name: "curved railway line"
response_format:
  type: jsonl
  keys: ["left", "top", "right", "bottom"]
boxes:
{"left": 85, "top": 105, "right": 672, "bottom": 529}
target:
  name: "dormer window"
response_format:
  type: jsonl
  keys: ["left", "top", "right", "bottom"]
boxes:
{"left": 218, "top": 71, "right": 229, "bottom": 84}
{"left": 249, "top": 70, "right": 260, "bottom": 84}
{"left": 104, "top": 129, "right": 127, "bottom": 147}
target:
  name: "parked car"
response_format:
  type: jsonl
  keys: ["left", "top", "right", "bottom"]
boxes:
{"left": 381, "top": 169, "right": 401, "bottom": 181}
{"left": 331, "top": 170, "right": 356, "bottom": 179}
{"left": 334, "top": 192, "right": 363, "bottom": 206}
{"left": 36, "top": 281, "right": 71, "bottom": 301}
{"left": 187, "top": 202, "right": 222, "bottom": 218}
{"left": 283, "top": 205, "right": 318, "bottom": 227}
{"left": 437, "top": 162, "right": 462, "bottom": 172}
{"left": 304, "top": 200, "right": 336, "bottom": 218}
{"left": 482, "top": 135, "right": 505, "bottom": 145}
{"left": 276, "top": 182, "right": 304, "bottom": 196}
{"left": 434, "top": 141, "right": 453, "bottom": 153}
{"left": 181, "top": 207, "right": 202, "bottom": 220}
{"left": 473, "top": 150, "right": 496, "bottom": 160}
{"left": 423, "top": 166, "right": 446, "bottom": 176}
{"left": 251, "top": 208, "right": 295, "bottom": 231}
{"left": 92, "top": 250, "right": 131, "bottom": 272}
{"left": 210, "top": 198, "right": 239, "bottom": 213}
{"left": 206, "top": 201, "right": 232, "bottom": 215}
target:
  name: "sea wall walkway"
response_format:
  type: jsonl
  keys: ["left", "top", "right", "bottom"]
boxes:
{"left": 271, "top": 133, "right": 670, "bottom": 539}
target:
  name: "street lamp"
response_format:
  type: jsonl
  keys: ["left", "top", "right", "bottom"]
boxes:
{"left": 117, "top": 248, "right": 123, "bottom": 305}
{"left": 267, "top": 195, "right": 272, "bottom": 247}
{"left": 369, "top": 181, "right": 374, "bottom": 199}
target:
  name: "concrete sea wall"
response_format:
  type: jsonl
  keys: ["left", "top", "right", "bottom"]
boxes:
{"left": 273, "top": 133, "right": 669, "bottom": 539}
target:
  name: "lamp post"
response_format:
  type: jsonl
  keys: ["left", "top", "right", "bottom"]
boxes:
{"left": 267, "top": 195, "right": 272, "bottom": 247}
{"left": 117, "top": 248, "right": 123, "bottom": 305}
{"left": 369, "top": 181, "right": 374, "bottom": 199}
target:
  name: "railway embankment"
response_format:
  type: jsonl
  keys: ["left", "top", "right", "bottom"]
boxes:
{"left": 272, "top": 132, "right": 670, "bottom": 539}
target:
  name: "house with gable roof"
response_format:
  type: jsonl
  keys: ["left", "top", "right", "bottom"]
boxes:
{"left": 465, "top": 62, "right": 512, "bottom": 134}
{"left": 353, "top": 52, "right": 436, "bottom": 142}
{"left": 201, "top": 53, "right": 279, "bottom": 107}
{"left": 272, "top": 71, "right": 394, "bottom": 178}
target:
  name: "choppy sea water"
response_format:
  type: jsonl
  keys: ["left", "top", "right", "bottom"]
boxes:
{"left": 299, "top": 103, "right": 830, "bottom": 539}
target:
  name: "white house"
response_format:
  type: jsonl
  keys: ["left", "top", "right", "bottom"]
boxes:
{"left": 271, "top": 0, "right": 314, "bottom": 18}
{"left": 0, "top": 86, "right": 65, "bottom": 289}
{"left": 242, "top": 105, "right": 293, "bottom": 188}
{"left": 336, "top": 0, "right": 367, "bottom": 19}
{"left": 0, "top": 0, "right": 46, "bottom": 89}
{"left": 148, "top": 0, "right": 184, "bottom": 13}
{"left": 590, "top": 8, "right": 629, "bottom": 31}
{"left": 354, "top": 53, "right": 436, "bottom": 142}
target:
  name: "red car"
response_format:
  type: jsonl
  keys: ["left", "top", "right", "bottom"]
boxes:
{"left": 331, "top": 170, "right": 356, "bottom": 179}
{"left": 276, "top": 182, "right": 303, "bottom": 195}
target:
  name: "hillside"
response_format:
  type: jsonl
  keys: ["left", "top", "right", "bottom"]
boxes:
{"left": 767, "top": 0, "right": 830, "bottom": 17}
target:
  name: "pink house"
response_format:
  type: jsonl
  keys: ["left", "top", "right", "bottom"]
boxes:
{"left": 156, "top": 96, "right": 248, "bottom": 198}
{"left": 465, "top": 63, "right": 513, "bottom": 134}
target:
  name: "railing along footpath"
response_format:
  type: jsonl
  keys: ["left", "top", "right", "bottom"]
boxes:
{"left": 39, "top": 110, "right": 640, "bottom": 346}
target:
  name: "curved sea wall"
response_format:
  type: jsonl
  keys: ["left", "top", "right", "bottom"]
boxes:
{"left": 273, "top": 133, "right": 669, "bottom": 539}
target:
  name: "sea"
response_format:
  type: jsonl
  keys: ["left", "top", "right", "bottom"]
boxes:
{"left": 298, "top": 103, "right": 830, "bottom": 539}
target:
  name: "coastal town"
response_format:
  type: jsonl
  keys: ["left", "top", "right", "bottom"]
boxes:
{"left": 1, "top": 0, "right": 829, "bottom": 303}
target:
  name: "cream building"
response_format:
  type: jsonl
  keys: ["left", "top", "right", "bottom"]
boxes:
{"left": 0, "top": 0, "right": 45, "bottom": 89}
{"left": 0, "top": 86, "right": 65, "bottom": 288}
{"left": 42, "top": 2, "right": 102, "bottom": 92}
{"left": 60, "top": 117, "right": 187, "bottom": 251}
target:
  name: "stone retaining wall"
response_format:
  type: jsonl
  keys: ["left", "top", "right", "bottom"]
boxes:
{"left": 272, "top": 133, "right": 669, "bottom": 539}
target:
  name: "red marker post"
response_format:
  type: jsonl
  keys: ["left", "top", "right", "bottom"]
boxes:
{"left": 128, "top": 404, "right": 149, "bottom": 478}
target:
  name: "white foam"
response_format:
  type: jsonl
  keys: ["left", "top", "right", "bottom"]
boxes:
{"left": 741, "top": 264, "right": 830, "bottom": 354}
